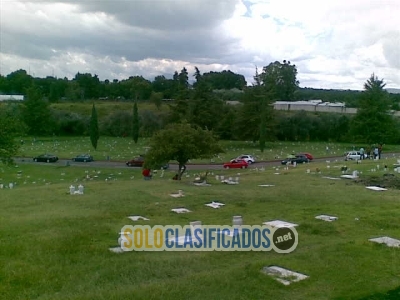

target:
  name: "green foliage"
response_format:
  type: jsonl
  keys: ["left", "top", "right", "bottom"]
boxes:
{"left": 257, "top": 60, "right": 299, "bottom": 100}
{"left": 139, "top": 110, "right": 165, "bottom": 137}
{"left": 22, "top": 86, "right": 54, "bottom": 135}
{"left": 0, "top": 104, "right": 25, "bottom": 164}
{"left": 52, "top": 110, "right": 89, "bottom": 136}
{"left": 132, "top": 101, "right": 139, "bottom": 143}
{"left": 100, "top": 110, "right": 132, "bottom": 137}
{"left": 144, "top": 122, "right": 224, "bottom": 179}
{"left": 259, "top": 99, "right": 267, "bottom": 152}
{"left": 150, "top": 91, "right": 163, "bottom": 110}
{"left": 89, "top": 103, "right": 99, "bottom": 149}
{"left": 350, "top": 74, "right": 399, "bottom": 144}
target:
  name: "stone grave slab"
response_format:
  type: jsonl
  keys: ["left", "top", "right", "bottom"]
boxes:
{"left": 128, "top": 216, "right": 150, "bottom": 221}
{"left": 258, "top": 184, "right": 275, "bottom": 187}
{"left": 109, "top": 247, "right": 124, "bottom": 254}
{"left": 171, "top": 208, "right": 191, "bottom": 213}
{"left": 315, "top": 215, "right": 338, "bottom": 222}
{"left": 369, "top": 236, "right": 400, "bottom": 247}
{"left": 205, "top": 201, "right": 225, "bottom": 209}
{"left": 263, "top": 220, "right": 298, "bottom": 228}
{"left": 262, "top": 266, "right": 309, "bottom": 285}
{"left": 322, "top": 176, "right": 341, "bottom": 180}
{"left": 366, "top": 186, "right": 387, "bottom": 191}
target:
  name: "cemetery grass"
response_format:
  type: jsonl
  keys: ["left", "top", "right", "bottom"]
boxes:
{"left": 16, "top": 136, "right": 400, "bottom": 164}
{"left": 2, "top": 159, "right": 400, "bottom": 299}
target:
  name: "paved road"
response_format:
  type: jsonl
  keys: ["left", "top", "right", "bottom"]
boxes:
{"left": 14, "top": 154, "right": 383, "bottom": 171}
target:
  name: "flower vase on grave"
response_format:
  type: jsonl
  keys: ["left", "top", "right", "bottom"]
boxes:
{"left": 70, "top": 185, "right": 75, "bottom": 195}
{"left": 9, "top": 183, "right": 13, "bottom": 189}
{"left": 0, "top": 184, "right": 3, "bottom": 189}
{"left": 215, "top": 175, "right": 220, "bottom": 181}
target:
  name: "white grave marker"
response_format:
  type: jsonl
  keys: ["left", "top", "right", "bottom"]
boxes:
{"left": 263, "top": 220, "right": 298, "bottom": 228}
{"left": 262, "top": 266, "right": 309, "bottom": 285}
{"left": 315, "top": 215, "right": 338, "bottom": 222}
{"left": 369, "top": 236, "right": 400, "bottom": 247}
{"left": 128, "top": 216, "right": 150, "bottom": 221}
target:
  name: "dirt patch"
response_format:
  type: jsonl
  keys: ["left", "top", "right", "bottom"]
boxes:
{"left": 354, "top": 173, "right": 400, "bottom": 189}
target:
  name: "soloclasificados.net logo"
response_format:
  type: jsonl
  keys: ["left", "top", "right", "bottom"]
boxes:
{"left": 118, "top": 225, "right": 298, "bottom": 253}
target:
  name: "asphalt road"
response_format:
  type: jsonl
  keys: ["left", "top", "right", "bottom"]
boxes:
{"left": 13, "top": 154, "right": 376, "bottom": 171}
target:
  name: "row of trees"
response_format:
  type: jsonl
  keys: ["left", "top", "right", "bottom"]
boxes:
{"left": 2, "top": 65, "right": 400, "bottom": 108}
{"left": 1, "top": 59, "right": 399, "bottom": 172}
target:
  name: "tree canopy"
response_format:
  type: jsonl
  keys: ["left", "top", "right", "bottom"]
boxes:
{"left": 0, "top": 104, "right": 26, "bottom": 164}
{"left": 144, "top": 122, "right": 224, "bottom": 180}
{"left": 349, "top": 74, "right": 399, "bottom": 144}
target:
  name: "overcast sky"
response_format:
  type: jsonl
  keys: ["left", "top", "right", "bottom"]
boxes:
{"left": 1, "top": 0, "right": 399, "bottom": 90}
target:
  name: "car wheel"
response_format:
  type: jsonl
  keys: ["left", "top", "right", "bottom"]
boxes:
{"left": 241, "top": 166, "right": 246, "bottom": 169}
{"left": 225, "top": 166, "right": 229, "bottom": 169}
{"left": 84, "top": 160, "right": 86, "bottom": 162}
{"left": 34, "top": 158, "right": 37, "bottom": 162}
{"left": 47, "top": 159, "right": 50, "bottom": 163}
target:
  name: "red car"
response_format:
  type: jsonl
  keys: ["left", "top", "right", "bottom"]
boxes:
{"left": 223, "top": 159, "right": 248, "bottom": 169}
{"left": 299, "top": 153, "right": 313, "bottom": 161}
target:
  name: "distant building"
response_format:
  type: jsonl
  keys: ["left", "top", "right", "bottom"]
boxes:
{"left": 0, "top": 95, "right": 24, "bottom": 101}
{"left": 272, "top": 100, "right": 357, "bottom": 114}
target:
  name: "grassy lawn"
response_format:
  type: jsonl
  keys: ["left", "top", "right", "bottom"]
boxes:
{"left": 2, "top": 158, "right": 400, "bottom": 299}
{"left": 16, "top": 136, "right": 400, "bottom": 164}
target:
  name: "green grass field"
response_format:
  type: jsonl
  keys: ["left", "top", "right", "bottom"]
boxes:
{"left": 2, "top": 158, "right": 400, "bottom": 299}
{"left": 16, "top": 136, "right": 400, "bottom": 164}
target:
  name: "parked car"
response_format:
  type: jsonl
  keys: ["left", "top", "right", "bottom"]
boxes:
{"left": 224, "top": 159, "right": 249, "bottom": 169}
{"left": 126, "top": 155, "right": 169, "bottom": 169}
{"left": 126, "top": 156, "right": 145, "bottom": 167}
{"left": 298, "top": 153, "right": 313, "bottom": 161}
{"left": 232, "top": 155, "right": 255, "bottom": 164}
{"left": 281, "top": 155, "right": 310, "bottom": 165}
{"left": 72, "top": 154, "right": 94, "bottom": 162}
{"left": 345, "top": 151, "right": 366, "bottom": 161}
{"left": 33, "top": 154, "right": 59, "bottom": 163}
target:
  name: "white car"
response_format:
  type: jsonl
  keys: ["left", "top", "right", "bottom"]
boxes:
{"left": 232, "top": 155, "right": 256, "bottom": 164}
{"left": 345, "top": 151, "right": 366, "bottom": 161}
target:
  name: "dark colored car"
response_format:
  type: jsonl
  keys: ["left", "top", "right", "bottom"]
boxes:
{"left": 73, "top": 154, "right": 94, "bottom": 162}
{"left": 33, "top": 154, "right": 59, "bottom": 163}
{"left": 126, "top": 156, "right": 145, "bottom": 167}
{"left": 298, "top": 153, "right": 313, "bottom": 161}
{"left": 223, "top": 159, "right": 249, "bottom": 169}
{"left": 281, "top": 155, "right": 310, "bottom": 165}
{"left": 126, "top": 155, "right": 169, "bottom": 169}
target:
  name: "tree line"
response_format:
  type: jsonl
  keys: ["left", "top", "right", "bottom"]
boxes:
{"left": 1, "top": 61, "right": 400, "bottom": 166}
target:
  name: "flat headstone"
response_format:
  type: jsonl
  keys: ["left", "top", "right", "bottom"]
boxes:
{"left": 369, "top": 236, "right": 400, "bottom": 247}
{"left": 258, "top": 184, "right": 275, "bottom": 187}
{"left": 205, "top": 201, "right": 225, "bottom": 209}
{"left": 262, "top": 266, "right": 309, "bottom": 285}
{"left": 315, "top": 215, "right": 338, "bottom": 222}
{"left": 263, "top": 220, "right": 298, "bottom": 228}
{"left": 171, "top": 208, "right": 191, "bottom": 213}
{"left": 366, "top": 186, "right": 387, "bottom": 191}
{"left": 127, "top": 216, "right": 150, "bottom": 221}
{"left": 340, "top": 175, "right": 357, "bottom": 179}
{"left": 322, "top": 176, "right": 341, "bottom": 180}
{"left": 109, "top": 247, "right": 125, "bottom": 253}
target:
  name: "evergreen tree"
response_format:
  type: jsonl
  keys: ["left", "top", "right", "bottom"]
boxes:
{"left": 89, "top": 103, "right": 99, "bottom": 149}
{"left": 132, "top": 101, "right": 139, "bottom": 143}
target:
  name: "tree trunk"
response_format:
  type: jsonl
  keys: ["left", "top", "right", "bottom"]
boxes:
{"left": 178, "top": 164, "right": 186, "bottom": 180}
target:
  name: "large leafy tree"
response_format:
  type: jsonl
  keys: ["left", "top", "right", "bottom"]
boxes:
{"left": 234, "top": 68, "right": 276, "bottom": 142}
{"left": 257, "top": 60, "right": 299, "bottom": 100}
{"left": 89, "top": 103, "right": 99, "bottom": 149}
{"left": 144, "top": 122, "right": 224, "bottom": 180}
{"left": 0, "top": 104, "right": 26, "bottom": 164}
{"left": 132, "top": 101, "right": 139, "bottom": 143}
{"left": 22, "top": 86, "right": 54, "bottom": 135}
{"left": 350, "top": 74, "right": 398, "bottom": 144}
